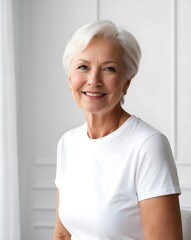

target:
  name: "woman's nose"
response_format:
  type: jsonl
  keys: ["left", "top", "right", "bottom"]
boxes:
{"left": 87, "top": 71, "right": 103, "bottom": 87}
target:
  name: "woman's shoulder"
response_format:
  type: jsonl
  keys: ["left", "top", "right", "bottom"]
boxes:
{"left": 129, "top": 116, "right": 172, "bottom": 155}
{"left": 129, "top": 115, "right": 161, "bottom": 138}
{"left": 125, "top": 116, "right": 171, "bottom": 152}
{"left": 58, "top": 122, "right": 86, "bottom": 144}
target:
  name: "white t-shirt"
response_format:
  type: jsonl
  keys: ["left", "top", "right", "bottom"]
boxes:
{"left": 55, "top": 115, "right": 181, "bottom": 240}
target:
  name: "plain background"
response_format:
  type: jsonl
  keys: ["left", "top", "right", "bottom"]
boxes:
{"left": 13, "top": 0, "right": 191, "bottom": 239}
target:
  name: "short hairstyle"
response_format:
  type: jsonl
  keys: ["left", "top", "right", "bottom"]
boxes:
{"left": 62, "top": 20, "right": 142, "bottom": 79}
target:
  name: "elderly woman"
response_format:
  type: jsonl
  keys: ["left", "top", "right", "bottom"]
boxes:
{"left": 53, "top": 20, "right": 182, "bottom": 240}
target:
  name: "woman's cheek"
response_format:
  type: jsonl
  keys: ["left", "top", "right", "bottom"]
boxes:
{"left": 70, "top": 75, "right": 85, "bottom": 90}
{"left": 105, "top": 77, "right": 122, "bottom": 90}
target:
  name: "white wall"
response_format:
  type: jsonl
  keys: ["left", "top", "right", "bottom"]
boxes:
{"left": 15, "top": 0, "right": 191, "bottom": 239}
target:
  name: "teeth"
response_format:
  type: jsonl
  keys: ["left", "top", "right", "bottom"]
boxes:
{"left": 85, "top": 92, "right": 104, "bottom": 97}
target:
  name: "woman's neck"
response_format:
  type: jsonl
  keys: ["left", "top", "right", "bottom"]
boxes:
{"left": 85, "top": 107, "right": 130, "bottom": 139}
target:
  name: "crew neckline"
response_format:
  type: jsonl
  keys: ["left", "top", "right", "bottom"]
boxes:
{"left": 83, "top": 115, "right": 136, "bottom": 143}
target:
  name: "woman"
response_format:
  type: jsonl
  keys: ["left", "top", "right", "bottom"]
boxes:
{"left": 53, "top": 20, "right": 182, "bottom": 240}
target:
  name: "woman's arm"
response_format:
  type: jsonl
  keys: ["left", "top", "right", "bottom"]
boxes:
{"left": 140, "top": 194, "right": 183, "bottom": 240}
{"left": 53, "top": 190, "right": 71, "bottom": 240}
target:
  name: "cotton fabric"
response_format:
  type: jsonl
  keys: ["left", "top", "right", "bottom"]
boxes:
{"left": 55, "top": 115, "right": 181, "bottom": 240}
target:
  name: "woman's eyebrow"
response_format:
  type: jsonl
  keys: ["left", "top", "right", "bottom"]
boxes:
{"left": 103, "top": 61, "right": 119, "bottom": 65}
{"left": 75, "top": 59, "right": 89, "bottom": 63}
{"left": 75, "top": 59, "right": 119, "bottom": 65}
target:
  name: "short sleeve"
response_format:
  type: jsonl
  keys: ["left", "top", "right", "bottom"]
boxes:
{"left": 136, "top": 133, "right": 181, "bottom": 201}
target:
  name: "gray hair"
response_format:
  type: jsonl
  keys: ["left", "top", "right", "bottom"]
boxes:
{"left": 62, "top": 20, "right": 141, "bottom": 79}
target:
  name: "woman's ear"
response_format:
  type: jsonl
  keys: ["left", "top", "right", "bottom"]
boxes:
{"left": 68, "top": 75, "right": 72, "bottom": 88}
{"left": 123, "top": 78, "right": 131, "bottom": 95}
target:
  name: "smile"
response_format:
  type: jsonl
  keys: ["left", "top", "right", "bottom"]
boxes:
{"left": 83, "top": 92, "right": 106, "bottom": 97}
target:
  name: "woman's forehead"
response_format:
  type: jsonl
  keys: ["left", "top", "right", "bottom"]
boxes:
{"left": 73, "top": 37, "right": 124, "bottom": 61}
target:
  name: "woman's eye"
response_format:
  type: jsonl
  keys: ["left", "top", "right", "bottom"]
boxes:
{"left": 104, "top": 67, "right": 116, "bottom": 72}
{"left": 77, "top": 65, "right": 88, "bottom": 70}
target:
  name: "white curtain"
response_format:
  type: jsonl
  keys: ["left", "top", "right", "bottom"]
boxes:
{"left": 0, "top": 0, "right": 21, "bottom": 239}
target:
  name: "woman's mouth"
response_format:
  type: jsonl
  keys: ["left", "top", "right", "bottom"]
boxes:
{"left": 82, "top": 91, "right": 106, "bottom": 97}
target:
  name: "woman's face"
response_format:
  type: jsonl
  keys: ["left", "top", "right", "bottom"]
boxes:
{"left": 68, "top": 37, "right": 130, "bottom": 114}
